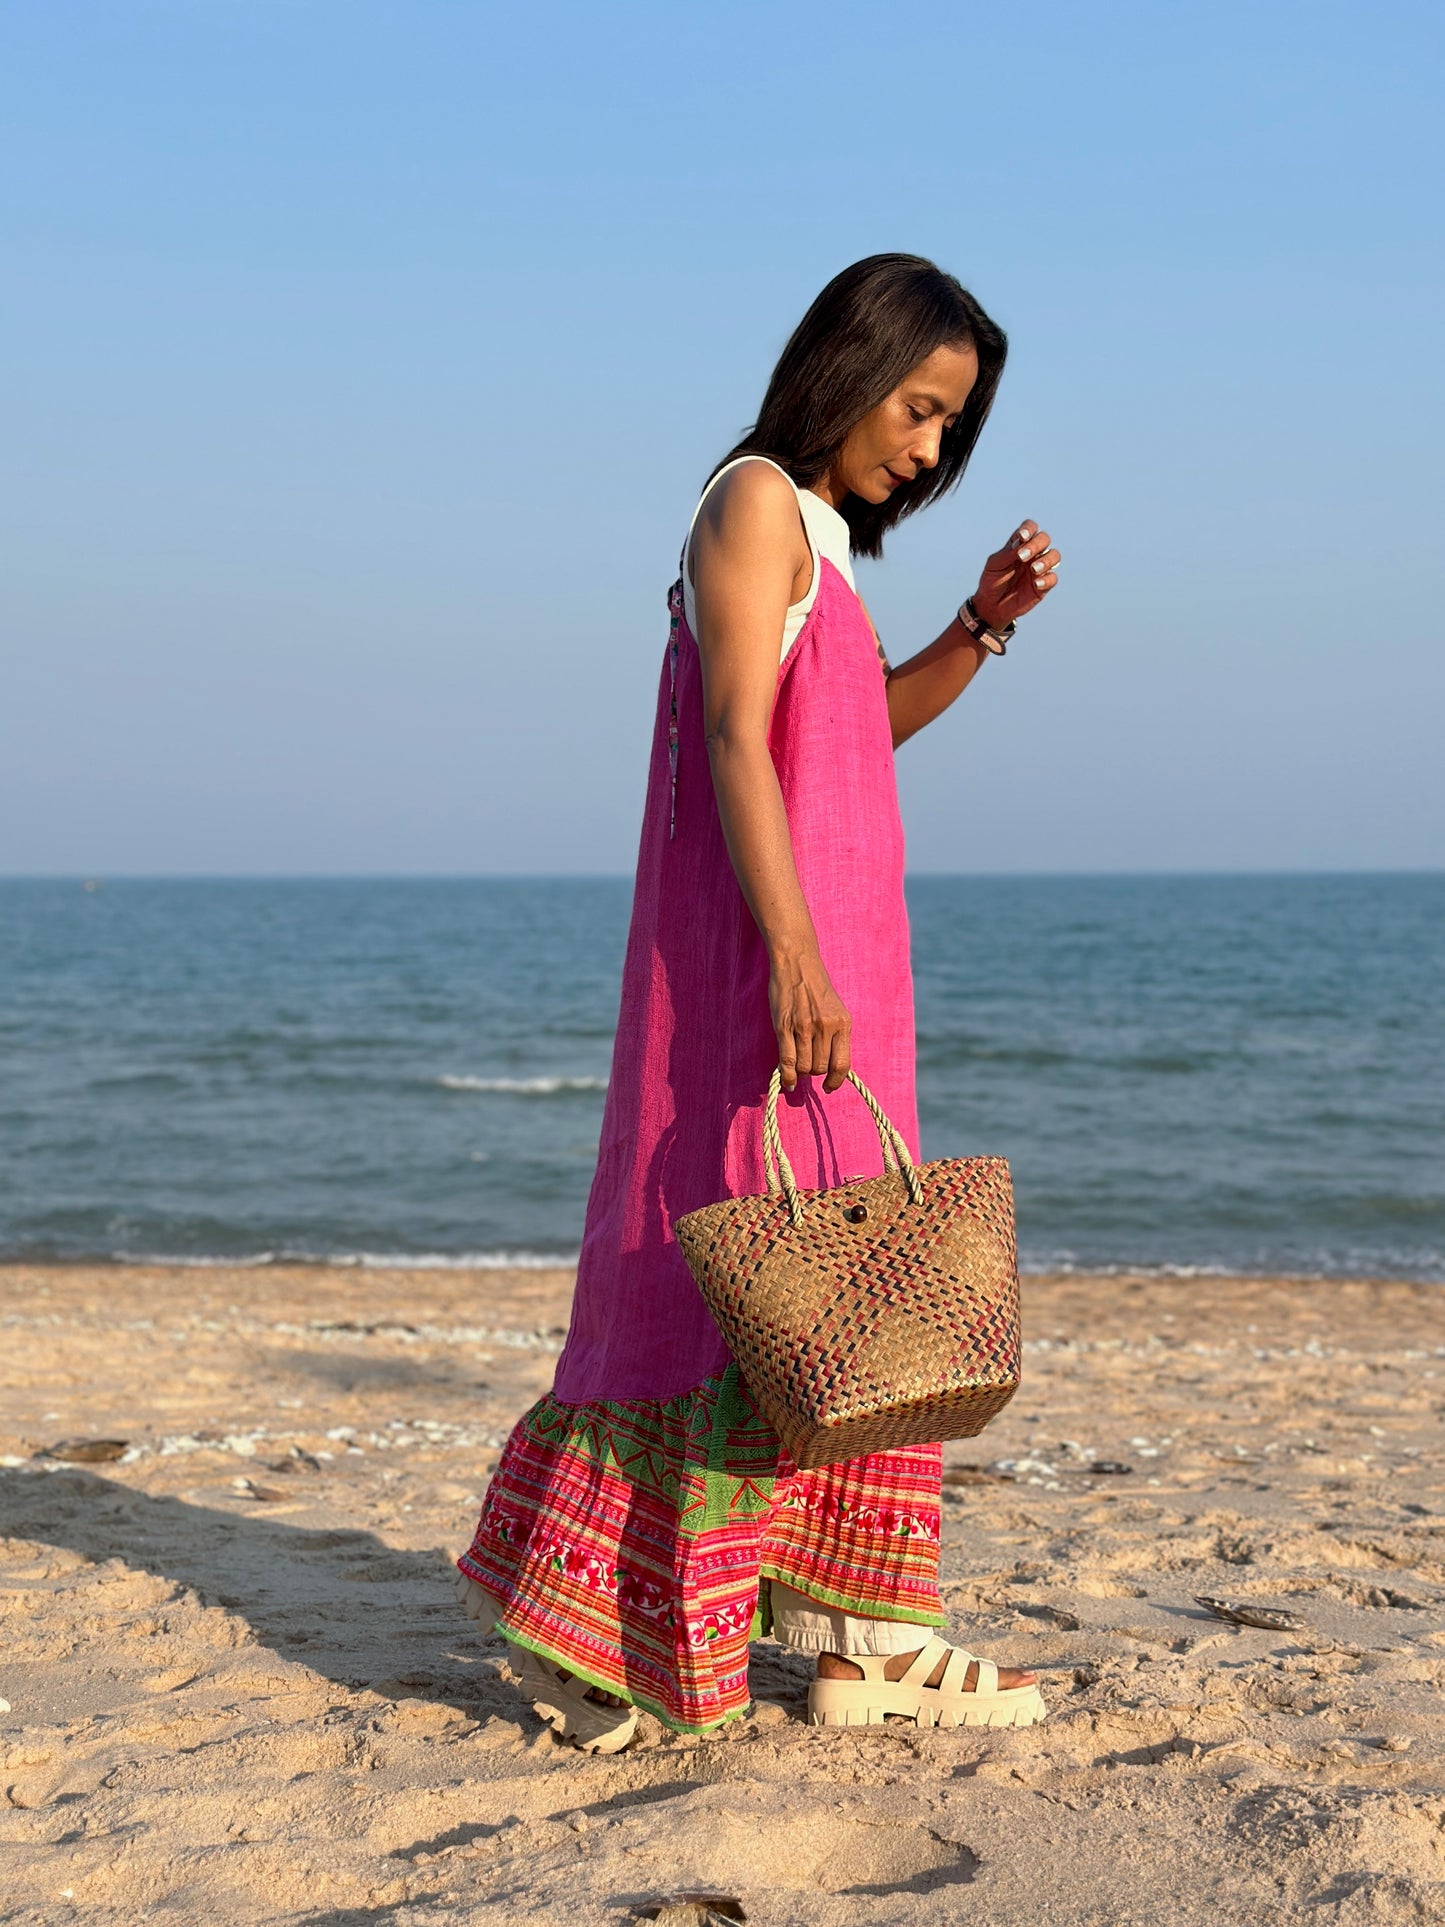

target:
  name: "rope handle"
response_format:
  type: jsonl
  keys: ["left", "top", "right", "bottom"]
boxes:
{"left": 761, "top": 1067, "right": 925, "bottom": 1227}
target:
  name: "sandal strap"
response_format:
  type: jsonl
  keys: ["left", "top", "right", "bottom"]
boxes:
{"left": 556, "top": 1668, "right": 627, "bottom": 1711}
{"left": 841, "top": 1638, "right": 1006, "bottom": 1699}
{"left": 933, "top": 1644, "right": 999, "bottom": 1698}
{"left": 521, "top": 1650, "right": 629, "bottom": 1711}
{"left": 896, "top": 1635, "right": 952, "bottom": 1689}
{"left": 938, "top": 1644, "right": 976, "bottom": 1695}
{"left": 840, "top": 1653, "right": 894, "bottom": 1683}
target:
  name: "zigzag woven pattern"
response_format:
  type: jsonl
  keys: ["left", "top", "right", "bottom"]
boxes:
{"left": 674, "top": 1155, "right": 1021, "bottom": 1470}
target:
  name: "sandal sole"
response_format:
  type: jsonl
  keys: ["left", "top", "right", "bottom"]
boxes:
{"left": 517, "top": 1652, "right": 639, "bottom": 1753}
{"left": 808, "top": 1684, "right": 1047, "bottom": 1730}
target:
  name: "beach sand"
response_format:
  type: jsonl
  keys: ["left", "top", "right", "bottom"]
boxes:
{"left": 1, "top": 1261, "right": 1442, "bottom": 1924}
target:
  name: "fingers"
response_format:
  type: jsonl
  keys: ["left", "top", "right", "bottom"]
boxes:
{"left": 806, "top": 1013, "right": 842, "bottom": 1081}
{"left": 775, "top": 1013, "right": 851, "bottom": 1093}
{"left": 822, "top": 1018, "right": 852, "bottom": 1095}
{"left": 778, "top": 1028, "right": 798, "bottom": 1092}
{"left": 1013, "top": 523, "right": 1057, "bottom": 566}
{"left": 771, "top": 959, "right": 851, "bottom": 1096}
{"left": 777, "top": 1016, "right": 829, "bottom": 1090}
{"left": 1029, "top": 544, "right": 1060, "bottom": 595}
{"left": 1013, "top": 522, "right": 1061, "bottom": 597}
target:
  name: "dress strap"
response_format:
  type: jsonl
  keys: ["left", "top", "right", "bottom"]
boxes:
{"left": 667, "top": 542, "right": 686, "bottom": 840}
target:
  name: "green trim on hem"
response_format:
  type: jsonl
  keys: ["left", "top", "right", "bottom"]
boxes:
{"left": 483, "top": 1615, "right": 755, "bottom": 1738}
{"left": 759, "top": 1566, "right": 947, "bottom": 1628}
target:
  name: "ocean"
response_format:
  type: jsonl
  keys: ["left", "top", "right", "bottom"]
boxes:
{"left": 2, "top": 874, "right": 1441, "bottom": 1280}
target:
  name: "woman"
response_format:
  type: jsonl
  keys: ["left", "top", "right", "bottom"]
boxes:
{"left": 457, "top": 254, "right": 1059, "bottom": 1751}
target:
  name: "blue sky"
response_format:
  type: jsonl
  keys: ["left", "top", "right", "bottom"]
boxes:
{"left": 3, "top": 0, "right": 1442, "bottom": 874}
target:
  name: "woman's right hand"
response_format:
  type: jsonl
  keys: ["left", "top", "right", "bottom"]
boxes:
{"left": 770, "top": 948, "right": 852, "bottom": 1093}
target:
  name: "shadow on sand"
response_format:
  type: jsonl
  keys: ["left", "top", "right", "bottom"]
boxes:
{"left": 0, "top": 1463, "right": 507, "bottom": 1719}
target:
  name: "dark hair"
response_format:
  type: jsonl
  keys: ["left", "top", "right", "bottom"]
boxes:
{"left": 718, "top": 253, "right": 1007, "bottom": 559}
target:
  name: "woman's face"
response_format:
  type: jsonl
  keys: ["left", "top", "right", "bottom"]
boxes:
{"left": 827, "top": 340, "right": 980, "bottom": 506}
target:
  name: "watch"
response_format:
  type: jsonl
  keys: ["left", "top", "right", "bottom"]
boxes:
{"left": 955, "top": 595, "right": 1016, "bottom": 657}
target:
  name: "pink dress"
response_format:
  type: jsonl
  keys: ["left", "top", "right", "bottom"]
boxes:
{"left": 457, "top": 492, "right": 945, "bottom": 1731}
{"left": 557, "top": 548, "right": 921, "bottom": 1399}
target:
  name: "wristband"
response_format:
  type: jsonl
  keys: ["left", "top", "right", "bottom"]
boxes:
{"left": 956, "top": 595, "right": 1015, "bottom": 657}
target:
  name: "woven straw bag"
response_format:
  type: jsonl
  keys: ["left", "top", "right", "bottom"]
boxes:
{"left": 673, "top": 1069, "right": 1022, "bottom": 1470}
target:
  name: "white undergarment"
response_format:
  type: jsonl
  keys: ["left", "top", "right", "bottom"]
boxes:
{"left": 681, "top": 454, "right": 856, "bottom": 665}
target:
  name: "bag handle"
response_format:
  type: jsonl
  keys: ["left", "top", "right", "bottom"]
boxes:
{"left": 761, "top": 1066, "right": 925, "bottom": 1227}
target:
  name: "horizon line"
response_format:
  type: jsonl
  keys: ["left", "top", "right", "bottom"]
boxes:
{"left": 4, "top": 867, "right": 1443, "bottom": 885}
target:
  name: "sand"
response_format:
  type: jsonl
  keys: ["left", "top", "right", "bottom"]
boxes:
{"left": 1, "top": 1261, "right": 1442, "bottom": 1925}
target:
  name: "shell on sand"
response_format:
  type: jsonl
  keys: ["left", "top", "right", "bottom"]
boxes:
{"left": 40, "top": 1437, "right": 129, "bottom": 1462}
{"left": 1194, "top": 1594, "right": 1311, "bottom": 1633}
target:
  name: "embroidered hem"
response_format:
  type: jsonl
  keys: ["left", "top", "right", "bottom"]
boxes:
{"left": 456, "top": 1366, "right": 943, "bottom": 1732}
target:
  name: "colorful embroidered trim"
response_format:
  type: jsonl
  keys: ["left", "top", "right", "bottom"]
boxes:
{"left": 457, "top": 1366, "right": 944, "bottom": 1732}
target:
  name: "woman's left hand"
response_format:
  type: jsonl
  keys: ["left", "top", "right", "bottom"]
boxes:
{"left": 971, "top": 520, "right": 1060, "bottom": 629}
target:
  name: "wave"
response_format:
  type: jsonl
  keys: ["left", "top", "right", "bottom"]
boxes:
{"left": 13, "top": 1242, "right": 1436, "bottom": 1281}
{"left": 436, "top": 1074, "right": 608, "bottom": 1094}
{"left": 1019, "top": 1250, "right": 1445, "bottom": 1282}
{"left": 7, "top": 1242, "right": 1440, "bottom": 1281}
{"left": 104, "top": 1247, "right": 580, "bottom": 1270}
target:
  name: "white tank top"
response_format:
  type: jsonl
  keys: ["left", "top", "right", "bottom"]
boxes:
{"left": 682, "top": 455, "right": 857, "bottom": 665}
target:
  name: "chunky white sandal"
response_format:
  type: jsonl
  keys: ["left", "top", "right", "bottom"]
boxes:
{"left": 455, "top": 1569, "right": 501, "bottom": 1631}
{"left": 453, "top": 1571, "right": 638, "bottom": 1753}
{"left": 808, "top": 1634, "right": 1046, "bottom": 1730}
{"left": 515, "top": 1650, "right": 639, "bottom": 1754}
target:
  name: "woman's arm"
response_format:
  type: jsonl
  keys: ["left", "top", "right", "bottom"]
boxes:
{"left": 690, "top": 462, "right": 853, "bottom": 1094}
{"left": 882, "top": 520, "right": 1060, "bottom": 748}
{"left": 881, "top": 616, "right": 993, "bottom": 749}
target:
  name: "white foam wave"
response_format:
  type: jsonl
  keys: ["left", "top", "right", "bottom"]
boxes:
{"left": 436, "top": 1074, "right": 607, "bottom": 1094}
{"left": 66, "top": 1246, "right": 1445, "bottom": 1283}
{"left": 1025, "top": 1256, "right": 1238, "bottom": 1280}
{"left": 109, "top": 1248, "right": 579, "bottom": 1270}
{"left": 346, "top": 1250, "right": 578, "bottom": 1271}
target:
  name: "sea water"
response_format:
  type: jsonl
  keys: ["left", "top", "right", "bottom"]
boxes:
{"left": 2, "top": 875, "right": 1441, "bottom": 1279}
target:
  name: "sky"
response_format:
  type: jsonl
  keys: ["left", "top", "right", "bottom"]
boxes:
{"left": 3, "top": 0, "right": 1442, "bottom": 876}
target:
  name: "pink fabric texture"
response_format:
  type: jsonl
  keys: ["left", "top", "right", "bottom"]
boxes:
{"left": 554, "top": 554, "right": 918, "bottom": 1403}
